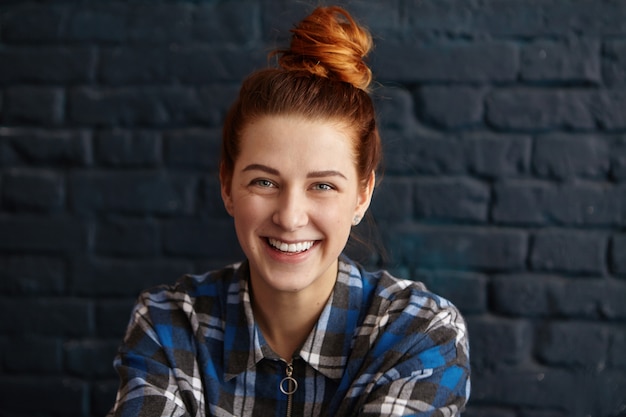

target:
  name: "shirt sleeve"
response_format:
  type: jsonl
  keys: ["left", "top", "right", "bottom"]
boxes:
{"left": 362, "top": 307, "right": 470, "bottom": 416}
{"left": 339, "top": 286, "right": 471, "bottom": 417}
{"left": 107, "top": 290, "right": 204, "bottom": 417}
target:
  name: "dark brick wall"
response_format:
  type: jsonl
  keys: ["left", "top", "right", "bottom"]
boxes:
{"left": 1, "top": 1, "right": 625, "bottom": 416}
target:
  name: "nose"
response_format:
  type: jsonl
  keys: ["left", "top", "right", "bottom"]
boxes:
{"left": 272, "top": 188, "right": 308, "bottom": 231}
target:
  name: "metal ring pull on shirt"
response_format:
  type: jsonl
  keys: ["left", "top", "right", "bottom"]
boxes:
{"left": 279, "top": 363, "right": 298, "bottom": 395}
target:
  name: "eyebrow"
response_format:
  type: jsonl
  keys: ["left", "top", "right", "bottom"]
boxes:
{"left": 242, "top": 164, "right": 347, "bottom": 180}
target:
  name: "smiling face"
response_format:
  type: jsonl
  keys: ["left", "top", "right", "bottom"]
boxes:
{"left": 221, "top": 115, "right": 374, "bottom": 297}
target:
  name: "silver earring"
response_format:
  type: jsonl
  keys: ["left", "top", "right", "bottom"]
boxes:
{"left": 352, "top": 215, "right": 361, "bottom": 226}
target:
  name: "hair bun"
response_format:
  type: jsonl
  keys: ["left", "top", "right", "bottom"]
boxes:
{"left": 274, "top": 6, "right": 373, "bottom": 91}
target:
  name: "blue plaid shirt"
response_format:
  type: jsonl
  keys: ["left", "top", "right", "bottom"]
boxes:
{"left": 108, "top": 256, "right": 470, "bottom": 417}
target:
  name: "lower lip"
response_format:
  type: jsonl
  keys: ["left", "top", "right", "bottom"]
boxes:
{"left": 265, "top": 239, "right": 317, "bottom": 263}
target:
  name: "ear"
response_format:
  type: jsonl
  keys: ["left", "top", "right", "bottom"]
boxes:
{"left": 220, "top": 164, "right": 234, "bottom": 217}
{"left": 354, "top": 171, "right": 375, "bottom": 220}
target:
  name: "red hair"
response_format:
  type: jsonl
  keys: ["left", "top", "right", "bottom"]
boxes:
{"left": 220, "top": 6, "right": 381, "bottom": 188}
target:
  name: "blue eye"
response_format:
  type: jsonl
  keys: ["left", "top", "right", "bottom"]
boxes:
{"left": 255, "top": 179, "right": 274, "bottom": 188}
{"left": 313, "top": 183, "right": 334, "bottom": 191}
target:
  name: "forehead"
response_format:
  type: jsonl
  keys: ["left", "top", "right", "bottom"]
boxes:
{"left": 237, "top": 115, "right": 358, "bottom": 172}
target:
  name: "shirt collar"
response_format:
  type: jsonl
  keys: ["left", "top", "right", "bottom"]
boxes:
{"left": 223, "top": 257, "right": 364, "bottom": 381}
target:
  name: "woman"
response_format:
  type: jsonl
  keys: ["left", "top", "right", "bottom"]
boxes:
{"left": 108, "top": 6, "right": 470, "bottom": 417}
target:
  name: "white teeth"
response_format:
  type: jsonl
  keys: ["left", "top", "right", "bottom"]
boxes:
{"left": 268, "top": 238, "right": 314, "bottom": 253}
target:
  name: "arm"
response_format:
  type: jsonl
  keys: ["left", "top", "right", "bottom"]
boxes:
{"left": 359, "top": 306, "right": 470, "bottom": 417}
{"left": 108, "top": 292, "right": 204, "bottom": 417}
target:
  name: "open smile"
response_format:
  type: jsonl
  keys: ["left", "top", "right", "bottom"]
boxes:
{"left": 267, "top": 238, "right": 316, "bottom": 254}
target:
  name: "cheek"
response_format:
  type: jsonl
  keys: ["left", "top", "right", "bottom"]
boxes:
{"left": 313, "top": 201, "right": 355, "bottom": 229}
{"left": 232, "top": 194, "right": 273, "bottom": 224}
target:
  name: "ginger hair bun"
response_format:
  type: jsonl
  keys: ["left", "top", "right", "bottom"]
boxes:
{"left": 274, "top": 6, "right": 374, "bottom": 92}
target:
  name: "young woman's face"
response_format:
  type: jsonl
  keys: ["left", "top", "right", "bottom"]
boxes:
{"left": 221, "top": 115, "right": 374, "bottom": 295}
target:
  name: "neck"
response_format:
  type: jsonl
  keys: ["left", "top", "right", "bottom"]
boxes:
{"left": 250, "top": 279, "right": 335, "bottom": 361}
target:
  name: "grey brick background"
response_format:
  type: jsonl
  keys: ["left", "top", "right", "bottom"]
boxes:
{"left": 1, "top": 0, "right": 625, "bottom": 416}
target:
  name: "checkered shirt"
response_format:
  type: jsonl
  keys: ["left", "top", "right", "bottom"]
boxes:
{"left": 108, "top": 256, "right": 470, "bottom": 417}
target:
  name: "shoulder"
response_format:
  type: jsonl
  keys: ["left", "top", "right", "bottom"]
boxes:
{"left": 346, "top": 259, "right": 467, "bottom": 347}
{"left": 134, "top": 262, "right": 245, "bottom": 315}
{"left": 353, "top": 260, "right": 457, "bottom": 317}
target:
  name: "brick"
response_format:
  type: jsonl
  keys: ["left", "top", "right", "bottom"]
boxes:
{"left": 530, "top": 230, "right": 607, "bottom": 274}
{"left": 340, "top": 0, "right": 401, "bottom": 33}
{"left": 1, "top": 4, "right": 68, "bottom": 42}
{"left": 0, "top": 216, "right": 87, "bottom": 252}
{"left": 493, "top": 181, "right": 621, "bottom": 226}
{"left": 71, "top": 258, "right": 193, "bottom": 297}
{"left": 0, "top": 297, "right": 93, "bottom": 337}
{"left": 603, "top": 40, "right": 626, "bottom": 86}
{"left": 611, "top": 136, "right": 626, "bottom": 180}
{"left": 0, "top": 255, "right": 66, "bottom": 295}
{"left": 486, "top": 89, "right": 594, "bottom": 131}
{"left": 405, "top": 1, "right": 626, "bottom": 38}
{"left": 0, "top": 376, "right": 87, "bottom": 415}
{"left": 417, "top": 86, "right": 485, "bottom": 129}
{"left": 95, "top": 298, "right": 137, "bottom": 338}
{"left": 404, "top": 0, "right": 545, "bottom": 37}
{"left": 70, "top": 172, "right": 195, "bottom": 215}
{"left": 552, "top": 182, "right": 622, "bottom": 227}
{"left": 196, "top": 85, "right": 242, "bottom": 127}
{"left": 536, "top": 321, "right": 609, "bottom": 369}
{"left": 94, "top": 217, "right": 159, "bottom": 257}
{"left": 93, "top": 380, "right": 119, "bottom": 417}
{"left": 533, "top": 134, "right": 610, "bottom": 180}
{"left": 0, "top": 46, "right": 96, "bottom": 84}
{"left": 68, "top": 87, "right": 185, "bottom": 126}
{"left": 163, "top": 218, "right": 242, "bottom": 260}
{"left": 382, "top": 132, "right": 465, "bottom": 176}
{"left": 0, "top": 336, "right": 6, "bottom": 373}
{"left": 465, "top": 133, "right": 531, "bottom": 178}
{"left": 127, "top": 4, "right": 194, "bottom": 42}
{"left": 493, "top": 275, "right": 626, "bottom": 319}
{"left": 372, "top": 40, "right": 518, "bottom": 83}
{"left": 594, "top": 371, "right": 626, "bottom": 417}
{"left": 413, "top": 270, "right": 488, "bottom": 314}
{"left": 610, "top": 234, "right": 626, "bottom": 277}
{"left": 413, "top": 177, "right": 489, "bottom": 222}
{"left": 95, "top": 129, "right": 161, "bottom": 167}
{"left": 594, "top": 89, "right": 626, "bottom": 130}
{"left": 64, "top": 339, "right": 119, "bottom": 378}
{"left": 0, "top": 128, "right": 91, "bottom": 166}
{"left": 260, "top": 0, "right": 311, "bottom": 43}
{"left": 466, "top": 317, "right": 531, "bottom": 369}
{"left": 65, "top": 4, "right": 129, "bottom": 42}
{"left": 164, "top": 129, "right": 221, "bottom": 171}
{"left": 194, "top": 2, "right": 260, "bottom": 43}
{"left": 492, "top": 274, "right": 551, "bottom": 317}
{"left": 463, "top": 407, "right": 516, "bottom": 417}
{"left": 386, "top": 225, "right": 527, "bottom": 271}
{"left": 2, "top": 168, "right": 64, "bottom": 212}
{"left": 370, "top": 178, "right": 412, "bottom": 222}
{"left": 520, "top": 38, "right": 601, "bottom": 83}
{"left": 69, "top": 86, "right": 218, "bottom": 127}
{"left": 519, "top": 410, "right": 567, "bottom": 417}
{"left": 4, "top": 336, "right": 62, "bottom": 373}
{"left": 488, "top": 89, "right": 626, "bottom": 131}
{"left": 608, "top": 328, "right": 626, "bottom": 369}
{"left": 101, "top": 45, "right": 267, "bottom": 85}
{"left": 471, "top": 368, "right": 626, "bottom": 416}
{"left": 3, "top": 86, "right": 64, "bottom": 126}
{"left": 99, "top": 47, "right": 170, "bottom": 84}
{"left": 373, "top": 87, "right": 417, "bottom": 131}
{"left": 199, "top": 176, "right": 231, "bottom": 219}
{"left": 540, "top": 1, "right": 626, "bottom": 36}
{"left": 549, "top": 279, "right": 626, "bottom": 320}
